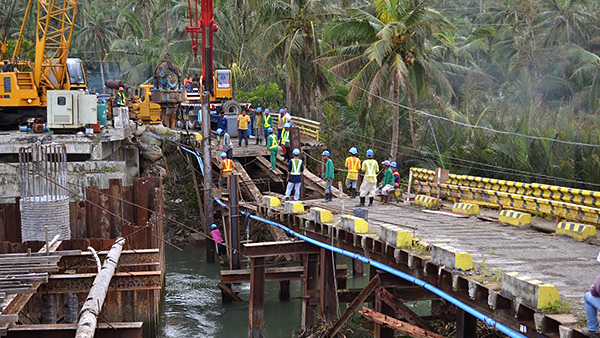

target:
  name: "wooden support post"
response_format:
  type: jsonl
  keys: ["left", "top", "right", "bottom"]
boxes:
{"left": 229, "top": 175, "right": 241, "bottom": 270}
{"left": 325, "top": 274, "right": 380, "bottom": 338}
{"left": 302, "top": 253, "right": 319, "bottom": 330}
{"left": 374, "top": 287, "right": 395, "bottom": 338}
{"left": 360, "top": 307, "right": 444, "bottom": 338}
{"left": 320, "top": 248, "right": 338, "bottom": 323}
{"left": 456, "top": 308, "right": 477, "bottom": 338}
{"left": 279, "top": 280, "right": 290, "bottom": 300}
{"left": 353, "top": 258, "right": 364, "bottom": 276}
{"left": 378, "top": 287, "right": 434, "bottom": 331}
{"left": 217, "top": 282, "right": 244, "bottom": 302}
{"left": 75, "top": 237, "right": 125, "bottom": 338}
{"left": 249, "top": 257, "right": 265, "bottom": 338}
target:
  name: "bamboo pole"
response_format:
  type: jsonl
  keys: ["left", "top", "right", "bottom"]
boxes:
{"left": 75, "top": 237, "right": 126, "bottom": 338}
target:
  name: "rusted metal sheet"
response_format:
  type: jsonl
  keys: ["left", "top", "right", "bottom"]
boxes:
{"left": 58, "top": 249, "right": 160, "bottom": 271}
{"left": 39, "top": 271, "right": 162, "bottom": 294}
{"left": 221, "top": 265, "right": 347, "bottom": 284}
{"left": 8, "top": 322, "right": 143, "bottom": 338}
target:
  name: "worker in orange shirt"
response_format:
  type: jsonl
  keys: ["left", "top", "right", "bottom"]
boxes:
{"left": 344, "top": 147, "right": 361, "bottom": 198}
{"left": 219, "top": 152, "right": 235, "bottom": 188}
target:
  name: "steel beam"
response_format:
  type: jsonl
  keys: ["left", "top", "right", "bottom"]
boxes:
{"left": 243, "top": 241, "right": 319, "bottom": 258}
{"left": 58, "top": 249, "right": 160, "bottom": 270}
{"left": 39, "top": 271, "right": 162, "bottom": 294}
{"left": 221, "top": 265, "right": 347, "bottom": 284}
{"left": 8, "top": 323, "right": 143, "bottom": 338}
{"left": 301, "top": 253, "right": 319, "bottom": 330}
{"left": 320, "top": 248, "right": 337, "bottom": 323}
{"left": 249, "top": 257, "right": 265, "bottom": 338}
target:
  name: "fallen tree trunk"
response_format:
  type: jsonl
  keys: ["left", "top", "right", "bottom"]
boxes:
{"left": 75, "top": 237, "right": 126, "bottom": 338}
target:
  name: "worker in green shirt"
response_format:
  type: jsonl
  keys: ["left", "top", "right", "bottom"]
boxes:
{"left": 322, "top": 150, "right": 334, "bottom": 202}
{"left": 266, "top": 128, "right": 278, "bottom": 170}
{"left": 376, "top": 160, "right": 395, "bottom": 204}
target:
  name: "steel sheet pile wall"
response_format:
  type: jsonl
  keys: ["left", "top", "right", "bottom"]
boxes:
{"left": 18, "top": 143, "right": 70, "bottom": 242}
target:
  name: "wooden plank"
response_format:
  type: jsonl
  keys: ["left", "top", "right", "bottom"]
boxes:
{"left": 217, "top": 282, "right": 244, "bottom": 302}
{"left": 378, "top": 286, "right": 434, "bottom": 331}
{"left": 359, "top": 307, "right": 444, "bottom": 338}
{"left": 255, "top": 156, "right": 284, "bottom": 180}
{"left": 325, "top": 275, "right": 381, "bottom": 338}
{"left": 232, "top": 162, "right": 262, "bottom": 202}
{"left": 0, "top": 315, "right": 18, "bottom": 324}
{"left": 302, "top": 167, "right": 346, "bottom": 198}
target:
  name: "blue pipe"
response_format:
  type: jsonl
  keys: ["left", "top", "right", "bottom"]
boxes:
{"left": 180, "top": 146, "right": 204, "bottom": 175}
{"left": 214, "top": 197, "right": 525, "bottom": 338}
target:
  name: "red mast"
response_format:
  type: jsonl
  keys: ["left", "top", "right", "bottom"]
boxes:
{"left": 186, "top": 0, "right": 218, "bottom": 94}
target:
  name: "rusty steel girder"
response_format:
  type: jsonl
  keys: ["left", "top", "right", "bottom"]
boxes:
{"left": 39, "top": 271, "right": 162, "bottom": 294}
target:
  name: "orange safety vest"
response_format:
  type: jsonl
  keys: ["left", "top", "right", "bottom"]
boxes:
{"left": 347, "top": 156, "right": 360, "bottom": 173}
{"left": 222, "top": 159, "right": 233, "bottom": 172}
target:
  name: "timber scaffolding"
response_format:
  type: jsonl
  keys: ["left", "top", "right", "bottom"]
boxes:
{"left": 197, "top": 122, "right": 600, "bottom": 338}
{"left": 0, "top": 177, "right": 165, "bottom": 338}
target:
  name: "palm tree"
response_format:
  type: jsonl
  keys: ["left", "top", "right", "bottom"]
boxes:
{"left": 258, "top": 0, "right": 335, "bottom": 118}
{"left": 324, "top": 0, "right": 450, "bottom": 158}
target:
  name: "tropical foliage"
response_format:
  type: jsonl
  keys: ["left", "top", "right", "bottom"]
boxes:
{"left": 3, "top": 0, "right": 600, "bottom": 188}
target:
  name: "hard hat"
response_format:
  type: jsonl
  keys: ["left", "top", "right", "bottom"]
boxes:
{"left": 366, "top": 149, "right": 374, "bottom": 157}
{"left": 293, "top": 148, "right": 300, "bottom": 155}
{"left": 220, "top": 152, "right": 227, "bottom": 158}
{"left": 216, "top": 128, "right": 223, "bottom": 135}
{"left": 382, "top": 160, "right": 390, "bottom": 167}
{"left": 279, "top": 108, "right": 285, "bottom": 114}
{"left": 390, "top": 161, "right": 397, "bottom": 168}
{"left": 284, "top": 123, "right": 292, "bottom": 128}
{"left": 265, "top": 109, "right": 270, "bottom": 114}
{"left": 267, "top": 127, "right": 273, "bottom": 133}
{"left": 119, "top": 86, "right": 124, "bottom": 91}
{"left": 257, "top": 107, "right": 262, "bottom": 112}
{"left": 349, "top": 147, "right": 357, "bottom": 154}
{"left": 211, "top": 224, "right": 217, "bottom": 229}
{"left": 322, "top": 150, "right": 330, "bottom": 157}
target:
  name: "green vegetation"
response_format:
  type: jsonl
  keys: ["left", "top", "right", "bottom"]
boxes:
{"left": 541, "top": 298, "right": 573, "bottom": 314}
{"left": 3, "top": 0, "right": 600, "bottom": 188}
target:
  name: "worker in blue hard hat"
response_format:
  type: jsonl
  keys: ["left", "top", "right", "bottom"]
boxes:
{"left": 281, "top": 122, "right": 292, "bottom": 162}
{"left": 266, "top": 127, "right": 278, "bottom": 170}
{"left": 322, "top": 150, "right": 334, "bottom": 202}
{"left": 376, "top": 160, "right": 394, "bottom": 204}
{"left": 216, "top": 128, "right": 233, "bottom": 158}
{"left": 277, "top": 108, "right": 291, "bottom": 139}
{"left": 217, "top": 111, "right": 228, "bottom": 133}
{"left": 358, "top": 149, "right": 379, "bottom": 207}
{"left": 285, "top": 148, "right": 304, "bottom": 201}
{"left": 345, "top": 147, "right": 360, "bottom": 199}
{"left": 219, "top": 152, "right": 235, "bottom": 188}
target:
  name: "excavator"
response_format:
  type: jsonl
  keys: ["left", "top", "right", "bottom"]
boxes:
{"left": 0, "top": 0, "right": 92, "bottom": 128}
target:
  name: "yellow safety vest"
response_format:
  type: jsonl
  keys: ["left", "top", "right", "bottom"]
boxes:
{"left": 281, "top": 129, "right": 289, "bottom": 144}
{"left": 290, "top": 158, "right": 303, "bottom": 175}
{"left": 268, "top": 134, "right": 278, "bottom": 150}
{"left": 364, "top": 159, "right": 378, "bottom": 178}
{"left": 117, "top": 92, "right": 126, "bottom": 106}
{"left": 347, "top": 157, "right": 360, "bottom": 173}
{"left": 264, "top": 116, "right": 272, "bottom": 128}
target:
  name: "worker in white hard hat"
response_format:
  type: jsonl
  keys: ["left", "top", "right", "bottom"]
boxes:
{"left": 285, "top": 148, "right": 304, "bottom": 201}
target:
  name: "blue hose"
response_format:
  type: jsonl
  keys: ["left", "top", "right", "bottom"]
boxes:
{"left": 180, "top": 146, "right": 204, "bottom": 175}
{"left": 213, "top": 196, "right": 525, "bottom": 338}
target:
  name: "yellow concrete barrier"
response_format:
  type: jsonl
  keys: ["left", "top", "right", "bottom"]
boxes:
{"left": 414, "top": 195, "right": 439, "bottom": 209}
{"left": 452, "top": 202, "right": 480, "bottom": 215}
{"left": 556, "top": 221, "right": 597, "bottom": 241}
{"left": 262, "top": 196, "right": 281, "bottom": 208}
{"left": 502, "top": 272, "right": 560, "bottom": 309}
{"left": 431, "top": 244, "right": 473, "bottom": 271}
{"left": 499, "top": 210, "right": 532, "bottom": 227}
{"left": 341, "top": 215, "right": 369, "bottom": 234}
{"left": 310, "top": 207, "right": 333, "bottom": 224}
{"left": 283, "top": 201, "right": 305, "bottom": 213}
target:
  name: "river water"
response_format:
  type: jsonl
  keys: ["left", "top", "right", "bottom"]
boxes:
{"left": 158, "top": 244, "right": 372, "bottom": 338}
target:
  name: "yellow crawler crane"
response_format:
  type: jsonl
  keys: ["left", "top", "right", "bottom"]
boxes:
{"left": 0, "top": 0, "right": 87, "bottom": 127}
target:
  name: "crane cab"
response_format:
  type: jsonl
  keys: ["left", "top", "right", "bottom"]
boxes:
{"left": 65, "top": 58, "right": 87, "bottom": 90}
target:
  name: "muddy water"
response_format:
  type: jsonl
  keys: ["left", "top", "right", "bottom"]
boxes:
{"left": 158, "top": 244, "right": 372, "bottom": 338}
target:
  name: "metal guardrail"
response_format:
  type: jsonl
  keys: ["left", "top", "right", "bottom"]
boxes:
{"left": 409, "top": 167, "right": 600, "bottom": 225}
{"left": 273, "top": 115, "right": 320, "bottom": 142}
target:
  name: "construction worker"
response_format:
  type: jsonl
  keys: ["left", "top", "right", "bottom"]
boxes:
{"left": 391, "top": 161, "right": 401, "bottom": 189}
{"left": 266, "top": 128, "right": 278, "bottom": 170}
{"left": 115, "top": 87, "right": 126, "bottom": 107}
{"left": 277, "top": 108, "right": 286, "bottom": 139}
{"left": 219, "top": 152, "right": 235, "bottom": 188}
{"left": 263, "top": 109, "right": 273, "bottom": 142}
{"left": 358, "top": 149, "right": 379, "bottom": 207}
{"left": 281, "top": 122, "right": 292, "bottom": 162}
{"left": 345, "top": 147, "right": 361, "bottom": 198}
{"left": 376, "top": 160, "right": 395, "bottom": 204}
{"left": 237, "top": 110, "right": 250, "bottom": 147}
{"left": 254, "top": 107, "right": 264, "bottom": 145}
{"left": 210, "top": 224, "right": 225, "bottom": 264}
{"left": 217, "top": 111, "right": 228, "bottom": 133}
{"left": 285, "top": 148, "right": 304, "bottom": 201}
{"left": 322, "top": 150, "right": 334, "bottom": 202}
{"left": 216, "top": 128, "right": 233, "bottom": 159}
